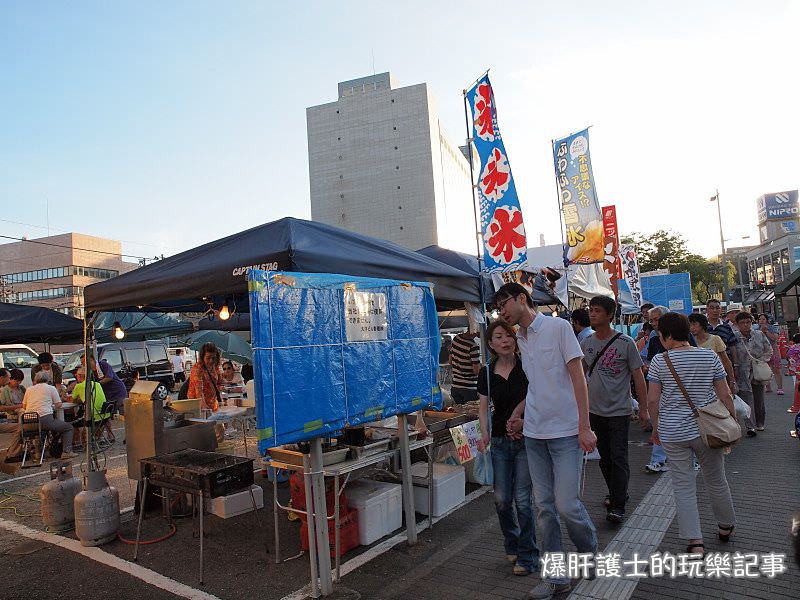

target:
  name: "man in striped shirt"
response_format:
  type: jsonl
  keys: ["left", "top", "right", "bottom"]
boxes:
{"left": 449, "top": 330, "right": 481, "bottom": 404}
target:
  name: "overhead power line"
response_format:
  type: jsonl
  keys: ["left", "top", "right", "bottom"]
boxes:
{"left": 0, "top": 234, "right": 152, "bottom": 261}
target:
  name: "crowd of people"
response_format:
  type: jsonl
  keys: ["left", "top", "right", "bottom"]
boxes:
{"left": 1, "top": 344, "right": 250, "bottom": 466}
{"left": 453, "top": 285, "right": 790, "bottom": 600}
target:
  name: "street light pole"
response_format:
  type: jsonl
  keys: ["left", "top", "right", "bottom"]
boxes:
{"left": 712, "top": 190, "right": 729, "bottom": 302}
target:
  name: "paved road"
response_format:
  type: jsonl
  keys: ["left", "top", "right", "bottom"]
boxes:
{"left": 1, "top": 392, "right": 798, "bottom": 599}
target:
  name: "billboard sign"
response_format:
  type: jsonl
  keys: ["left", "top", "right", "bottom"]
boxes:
{"left": 757, "top": 190, "right": 799, "bottom": 223}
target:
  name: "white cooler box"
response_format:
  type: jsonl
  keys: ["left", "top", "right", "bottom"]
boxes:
{"left": 346, "top": 479, "right": 402, "bottom": 545}
{"left": 209, "top": 485, "right": 264, "bottom": 519}
{"left": 410, "top": 462, "right": 465, "bottom": 517}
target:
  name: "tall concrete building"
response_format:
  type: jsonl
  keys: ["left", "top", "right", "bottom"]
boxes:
{"left": 307, "top": 72, "right": 476, "bottom": 253}
{"left": 0, "top": 233, "right": 138, "bottom": 318}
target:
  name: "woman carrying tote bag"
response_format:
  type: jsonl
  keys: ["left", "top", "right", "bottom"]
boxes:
{"left": 733, "top": 311, "right": 773, "bottom": 436}
{"left": 646, "top": 312, "right": 737, "bottom": 557}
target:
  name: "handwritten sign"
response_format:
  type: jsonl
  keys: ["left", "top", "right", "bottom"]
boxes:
{"left": 449, "top": 420, "right": 483, "bottom": 464}
{"left": 344, "top": 290, "right": 388, "bottom": 342}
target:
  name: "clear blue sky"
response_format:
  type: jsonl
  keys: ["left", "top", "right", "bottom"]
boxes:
{"left": 2, "top": 1, "right": 797, "bottom": 263}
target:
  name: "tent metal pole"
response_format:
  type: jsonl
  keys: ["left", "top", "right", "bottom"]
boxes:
{"left": 310, "top": 437, "right": 333, "bottom": 595}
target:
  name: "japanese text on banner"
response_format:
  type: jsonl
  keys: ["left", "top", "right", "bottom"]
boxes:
{"left": 466, "top": 74, "right": 528, "bottom": 273}
{"left": 619, "top": 244, "right": 643, "bottom": 308}
{"left": 553, "top": 128, "right": 604, "bottom": 265}
{"left": 601, "top": 205, "right": 620, "bottom": 296}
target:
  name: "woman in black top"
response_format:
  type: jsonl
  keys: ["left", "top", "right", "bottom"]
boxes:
{"left": 477, "top": 320, "right": 539, "bottom": 576}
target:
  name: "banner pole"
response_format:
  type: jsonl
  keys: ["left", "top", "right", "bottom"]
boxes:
{"left": 462, "top": 82, "right": 490, "bottom": 410}
{"left": 551, "top": 138, "right": 570, "bottom": 311}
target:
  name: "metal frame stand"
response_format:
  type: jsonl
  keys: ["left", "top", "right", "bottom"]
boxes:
{"left": 396, "top": 414, "right": 417, "bottom": 544}
{"left": 303, "top": 453, "right": 321, "bottom": 598}
{"left": 309, "top": 438, "right": 333, "bottom": 596}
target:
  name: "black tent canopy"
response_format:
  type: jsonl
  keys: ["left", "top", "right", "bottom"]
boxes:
{"left": 84, "top": 217, "right": 480, "bottom": 313}
{"left": 416, "top": 245, "right": 561, "bottom": 306}
{"left": 0, "top": 303, "right": 83, "bottom": 344}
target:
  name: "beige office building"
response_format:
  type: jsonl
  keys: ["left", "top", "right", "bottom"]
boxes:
{"left": 0, "top": 233, "right": 138, "bottom": 318}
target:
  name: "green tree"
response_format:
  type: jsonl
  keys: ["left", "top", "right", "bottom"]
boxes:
{"left": 620, "top": 230, "right": 690, "bottom": 273}
{"left": 620, "top": 230, "right": 736, "bottom": 303}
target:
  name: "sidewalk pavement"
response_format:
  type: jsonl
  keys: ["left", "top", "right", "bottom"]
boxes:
{"left": 338, "top": 389, "right": 800, "bottom": 599}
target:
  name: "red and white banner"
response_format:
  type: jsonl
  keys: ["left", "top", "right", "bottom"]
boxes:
{"left": 601, "top": 205, "right": 621, "bottom": 296}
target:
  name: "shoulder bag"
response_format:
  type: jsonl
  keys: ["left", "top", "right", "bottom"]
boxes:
{"left": 663, "top": 351, "right": 741, "bottom": 449}
{"left": 586, "top": 333, "right": 622, "bottom": 377}
{"left": 741, "top": 335, "right": 772, "bottom": 382}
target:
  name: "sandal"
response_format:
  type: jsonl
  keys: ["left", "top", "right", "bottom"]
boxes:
{"left": 686, "top": 543, "right": 705, "bottom": 556}
{"left": 718, "top": 524, "right": 735, "bottom": 542}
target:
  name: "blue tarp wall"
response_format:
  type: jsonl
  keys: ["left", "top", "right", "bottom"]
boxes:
{"left": 641, "top": 272, "right": 693, "bottom": 315}
{"left": 248, "top": 271, "right": 442, "bottom": 451}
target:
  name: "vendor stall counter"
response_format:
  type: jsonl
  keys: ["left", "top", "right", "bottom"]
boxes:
{"left": 266, "top": 433, "right": 433, "bottom": 582}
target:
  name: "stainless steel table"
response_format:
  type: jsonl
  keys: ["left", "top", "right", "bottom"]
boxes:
{"left": 266, "top": 435, "right": 433, "bottom": 582}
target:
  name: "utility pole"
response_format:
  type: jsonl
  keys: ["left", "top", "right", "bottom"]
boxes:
{"left": 711, "top": 190, "right": 729, "bottom": 302}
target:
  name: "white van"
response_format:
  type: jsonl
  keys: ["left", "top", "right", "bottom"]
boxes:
{"left": 0, "top": 344, "right": 39, "bottom": 387}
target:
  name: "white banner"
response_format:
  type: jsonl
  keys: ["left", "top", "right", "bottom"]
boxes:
{"left": 619, "top": 244, "right": 643, "bottom": 308}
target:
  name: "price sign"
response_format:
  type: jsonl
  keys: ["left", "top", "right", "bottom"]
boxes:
{"left": 449, "top": 420, "right": 483, "bottom": 464}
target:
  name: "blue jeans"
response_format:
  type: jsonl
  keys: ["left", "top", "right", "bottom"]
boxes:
{"left": 651, "top": 443, "right": 667, "bottom": 464}
{"left": 525, "top": 435, "right": 598, "bottom": 585}
{"left": 490, "top": 436, "right": 538, "bottom": 569}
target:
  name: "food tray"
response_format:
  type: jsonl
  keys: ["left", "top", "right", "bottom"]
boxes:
{"left": 424, "top": 411, "right": 466, "bottom": 428}
{"left": 267, "top": 446, "right": 350, "bottom": 467}
{"left": 344, "top": 438, "right": 391, "bottom": 459}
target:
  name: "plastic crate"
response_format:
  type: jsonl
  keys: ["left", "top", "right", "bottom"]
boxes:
{"left": 290, "top": 472, "right": 348, "bottom": 516}
{"left": 300, "top": 508, "right": 360, "bottom": 558}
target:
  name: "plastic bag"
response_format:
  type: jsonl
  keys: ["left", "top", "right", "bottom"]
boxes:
{"left": 733, "top": 394, "right": 750, "bottom": 420}
{"left": 471, "top": 446, "right": 494, "bottom": 485}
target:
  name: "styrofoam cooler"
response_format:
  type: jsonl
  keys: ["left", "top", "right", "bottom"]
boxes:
{"left": 410, "top": 462, "right": 465, "bottom": 517}
{"left": 345, "top": 479, "right": 402, "bottom": 545}
{"left": 209, "top": 485, "right": 264, "bottom": 519}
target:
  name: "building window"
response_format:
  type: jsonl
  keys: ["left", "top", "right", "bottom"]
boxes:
{"left": 397, "top": 186, "right": 400, "bottom": 190}
{"left": 393, "top": 126, "right": 396, "bottom": 131}
{"left": 398, "top": 206, "right": 402, "bottom": 210}
{"left": 1, "top": 265, "right": 118, "bottom": 284}
{"left": 399, "top": 226, "right": 404, "bottom": 230}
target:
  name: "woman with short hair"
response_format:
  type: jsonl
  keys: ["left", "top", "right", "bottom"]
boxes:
{"left": 646, "top": 312, "right": 736, "bottom": 556}
{"left": 22, "top": 371, "right": 77, "bottom": 458}
{"left": 755, "top": 313, "right": 783, "bottom": 394}
{"left": 734, "top": 312, "right": 772, "bottom": 436}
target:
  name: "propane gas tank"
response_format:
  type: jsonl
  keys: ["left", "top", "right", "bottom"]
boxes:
{"left": 40, "top": 461, "right": 81, "bottom": 531}
{"left": 74, "top": 469, "right": 120, "bottom": 546}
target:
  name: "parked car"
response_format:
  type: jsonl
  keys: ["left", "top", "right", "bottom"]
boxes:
{"left": 63, "top": 340, "right": 175, "bottom": 401}
{"left": 0, "top": 343, "right": 39, "bottom": 387}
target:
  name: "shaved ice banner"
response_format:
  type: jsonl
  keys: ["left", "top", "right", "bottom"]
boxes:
{"left": 553, "top": 128, "right": 604, "bottom": 265}
{"left": 466, "top": 74, "right": 528, "bottom": 273}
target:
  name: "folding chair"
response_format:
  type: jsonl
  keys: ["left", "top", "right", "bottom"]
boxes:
{"left": 20, "top": 412, "right": 48, "bottom": 468}
{"left": 92, "top": 401, "right": 117, "bottom": 449}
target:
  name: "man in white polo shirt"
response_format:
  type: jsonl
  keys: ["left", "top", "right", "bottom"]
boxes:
{"left": 496, "top": 283, "right": 598, "bottom": 600}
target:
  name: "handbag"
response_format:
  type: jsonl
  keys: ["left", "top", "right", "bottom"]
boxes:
{"left": 663, "top": 352, "right": 741, "bottom": 449}
{"left": 742, "top": 335, "right": 773, "bottom": 382}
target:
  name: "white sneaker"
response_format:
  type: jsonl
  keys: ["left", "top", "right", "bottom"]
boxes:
{"left": 645, "top": 461, "right": 668, "bottom": 473}
{"left": 527, "top": 582, "right": 571, "bottom": 600}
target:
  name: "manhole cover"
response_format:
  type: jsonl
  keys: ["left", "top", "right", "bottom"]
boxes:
{"left": 6, "top": 540, "right": 47, "bottom": 556}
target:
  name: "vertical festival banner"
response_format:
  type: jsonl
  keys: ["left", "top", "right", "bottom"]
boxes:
{"left": 601, "top": 205, "right": 620, "bottom": 296}
{"left": 553, "top": 128, "right": 604, "bottom": 265}
{"left": 619, "top": 244, "right": 643, "bottom": 308}
{"left": 466, "top": 75, "right": 527, "bottom": 272}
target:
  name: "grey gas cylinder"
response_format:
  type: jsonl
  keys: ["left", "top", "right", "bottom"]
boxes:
{"left": 40, "top": 461, "right": 81, "bottom": 532}
{"left": 74, "top": 469, "right": 120, "bottom": 546}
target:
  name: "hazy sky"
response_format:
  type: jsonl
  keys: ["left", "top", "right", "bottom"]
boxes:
{"left": 2, "top": 1, "right": 798, "bottom": 265}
